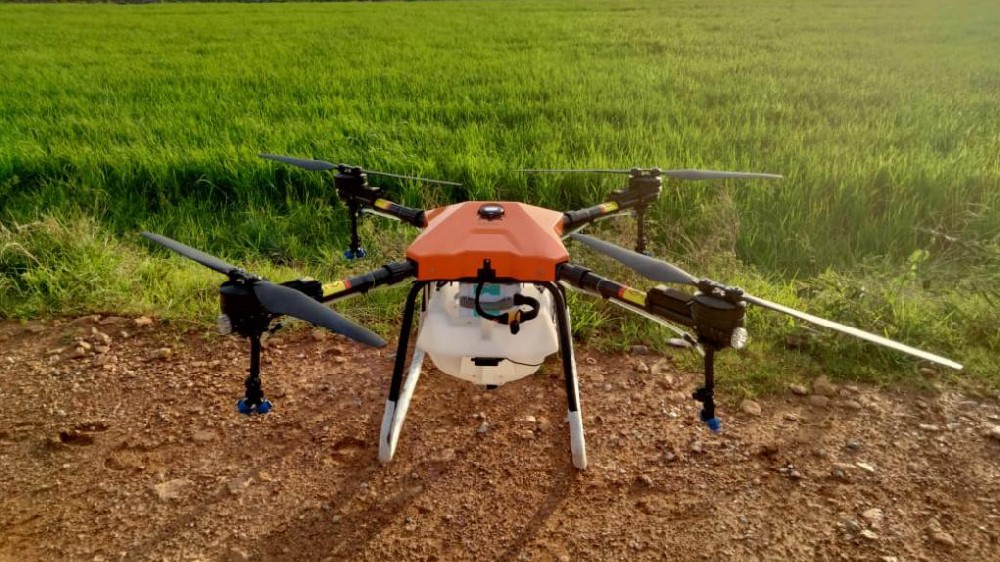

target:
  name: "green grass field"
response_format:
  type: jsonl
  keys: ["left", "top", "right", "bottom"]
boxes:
{"left": 1, "top": 0, "right": 998, "bottom": 390}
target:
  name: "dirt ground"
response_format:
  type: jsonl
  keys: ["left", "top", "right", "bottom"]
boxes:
{"left": 1, "top": 316, "right": 998, "bottom": 562}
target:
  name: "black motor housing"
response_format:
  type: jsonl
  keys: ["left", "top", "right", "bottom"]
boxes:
{"left": 691, "top": 293, "right": 746, "bottom": 349}
{"left": 219, "top": 281, "right": 270, "bottom": 336}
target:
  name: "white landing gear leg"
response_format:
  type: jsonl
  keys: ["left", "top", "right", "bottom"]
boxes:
{"left": 379, "top": 348, "right": 425, "bottom": 463}
{"left": 378, "top": 282, "right": 427, "bottom": 464}
{"left": 564, "top": 340, "right": 587, "bottom": 470}
{"left": 549, "top": 282, "right": 587, "bottom": 469}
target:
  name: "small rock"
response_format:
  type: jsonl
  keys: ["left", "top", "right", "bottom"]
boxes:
{"left": 630, "top": 345, "right": 650, "bottom": 355}
{"left": 537, "top": 417, "right": 552, "bottom": 432}
{"left": 740, "top": 399, "right": 762, "bottom": 416}
{"left": 808, "top": 395, "right": 831, "bottom": 408}
{"left": 634, "top": 360, "right": 650, "bottom": 374}
{"left": 433, "top": 448, "right": 457, "bottom": 462}
{"left": 663, "top": 451, "right": 677, "bottom": 462}
{"left": 134, "top": 317, "right": 154, "bottom": 327}
{"left": 584, "top": 357, "right": 597, "bottom": 366}
{"left": 831, "top": 466, "right": 852, "bottom": 482}
{"left": 656, "top": 373, "right": 675, "bottom": 390}
{"left": 862, "top": 508, "right": 884, "bottom": 525}
{"left": 789, "top": 384, "right": 809, "bottom": 396}
{"left": 153, "top": 478, "right": 190, "bottom": 501}
{"left": 153, "top": 348, "right": 172, "bottom": 360}
{"left": 91, "top": 329, "right": 113, "bottom": 345}
{"left": 70, "top": 347, "right": 88, "bottom": 359}
{"left": 783, "top": 413, "right": 799, "bottom": 422}
{"left": 985, "top": 426, "right": 1000, "bottom": 441}
{"left": 856, "top": 462, "right": 876, "bottom": 474}
{"left": 918, "top": 424, "right": 941, "bottom": 432}
{"left": 94, "top": 345, "right": 110, "bottom": 354}
{"left": 77, "top": 340, "right": 93, "bottom": 352}
{"left": 930, "top": 529, "right": 955, "bottom": 547}
{"left": 99, "top": 316, "right": 127, "bottom": 326}
{"left": 690, "top": 441, "right": 704, "bottom": 454}
{"left": 636, "top": 474, "right": 654, "bottom": 487}
{"left": 46, "top": 347, "right": 65, "bottom": 356}
{"left": 841, "top": 400, "right": 863, "bottom": 410}
{"left": 859, "top": 529, "right": 879, "bottom": 541}
{"left": 310, "top": 330, "right": 327, "bottom": 342}
{"left": 651, "top": 360, "right": 669, "bottom": 375}
{"left": 520, "top": 415, "right": 536, "bottom": 423}
{"left": 812, "top": 376, "right": 837, "bottom": 397}
{"left": 227, "top": 475, "right": 252, "bottom": 495}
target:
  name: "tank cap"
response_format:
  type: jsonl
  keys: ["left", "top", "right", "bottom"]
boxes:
{"left": 477, "top": 204, "right": 505, "bottom": 220}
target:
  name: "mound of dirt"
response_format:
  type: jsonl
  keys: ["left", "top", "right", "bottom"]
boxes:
{"left": 1, "top": 317, "right": 998, "bottom": 561}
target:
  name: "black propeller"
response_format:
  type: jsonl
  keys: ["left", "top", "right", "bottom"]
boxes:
{"left": 260, "top": 153, "right": 463, "bottom": 187}
{"left": 570, "top": 233, "right": 963, "bottom": 370}
{"left": 140, "top": 232, "right": 386, "bottom": 347}
{"left": 520, "top": 167, "right": 783, "bottom": 181}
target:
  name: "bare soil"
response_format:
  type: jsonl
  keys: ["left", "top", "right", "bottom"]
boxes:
{"left": 1, "top": 316, "right": 998, "bottom": 562}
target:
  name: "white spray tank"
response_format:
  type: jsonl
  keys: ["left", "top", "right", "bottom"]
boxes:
{"left": 415, "top": 282, "right": 559, "bottom": 386}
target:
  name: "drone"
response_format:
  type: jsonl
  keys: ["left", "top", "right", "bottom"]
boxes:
{"left": 141, "top": 155, "right": 962, "bottom": 470}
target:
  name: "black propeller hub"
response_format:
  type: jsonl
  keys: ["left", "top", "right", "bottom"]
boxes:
{"left": 334, "top": 168, "right": 382, "bottom": 205}
{"left": 609, "top": 173, "right": 662, "bottom": 207}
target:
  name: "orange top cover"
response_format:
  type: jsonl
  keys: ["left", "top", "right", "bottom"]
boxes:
{"left": 406, "top": 202, "right": 568, "bottom": 281}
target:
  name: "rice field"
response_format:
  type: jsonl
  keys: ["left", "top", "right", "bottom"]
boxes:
{"left": 1, "top": 0, "right": 998, "bottom": 385}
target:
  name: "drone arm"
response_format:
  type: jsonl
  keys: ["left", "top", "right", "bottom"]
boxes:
{"left": 368, "top": 198, "right": 427, "bottom": 228}
{"left": 562, "top": 184, "right": 661, "bottom": 233}
{"left": 562, "top": 201, "right": 624, "bottom": 231}
{"left": 556, "top": 263, "right": 696, "bottom": 329}
{"left": 321, "top": 260, "right": 418, "bottom": 303}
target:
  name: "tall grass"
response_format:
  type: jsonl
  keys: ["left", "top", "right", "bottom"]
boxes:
{"left": 1, "top": 1, "right": 997, "bottom": 387}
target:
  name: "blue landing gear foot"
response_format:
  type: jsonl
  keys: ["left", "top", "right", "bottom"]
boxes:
{"left": 344, "top": 248, "right": 367, "bottom": 260}
{"left": 237, "top": 399, "right": 254, "bottom": 415}
{"left": 700, "top": 409, "right": 722, "bottom": 433}
{"left": 237, "top": 399, "right": 272, "bottom": 415}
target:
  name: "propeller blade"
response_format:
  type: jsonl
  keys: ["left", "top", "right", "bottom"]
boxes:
{"left": 141, "top": 232, "right": 242, "bottom": 277}
{"left": 741, "top": 293, "right": 962, "bottom": 370}
{"left": 569, "top": 233, "right": 698, "bottom": 286}
{"left": 252, "top": 281, "right": 386, "bottom": 348}
{"left": 364, "top": 169, "right": 463, "bottom": 187}
{"left": 519, "top": 168, "right": 782, "bottom": 180}
{"left": 260, "top": 153, "right": 337, "bottom": 172}
{"left": 662, "top": 169, "right": 783, "bottom": 181}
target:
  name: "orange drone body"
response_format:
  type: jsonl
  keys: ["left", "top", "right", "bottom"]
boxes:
{"left": 406, "top": 202, "right": 568, "bottom": 281}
